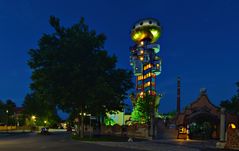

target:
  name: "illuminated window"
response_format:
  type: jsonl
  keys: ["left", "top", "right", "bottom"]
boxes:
{"left": 151, "top": 91, "right": 156, "bottom": 95}
{"left": 144, "top": 82, "right": 151, "bottom": 87}
{"left": 137, "top": 75, "right": 143, "bottom": 80}
{"left": 144, "top": 65, "right": 147, "bottom": 70}
{"left": 143, "top": 64, "right": 152, "bottom": 70}
{"left": 144, "top": 73, "right": 152, "bottom": 79}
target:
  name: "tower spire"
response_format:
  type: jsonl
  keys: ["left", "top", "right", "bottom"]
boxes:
{"left": 177, "top": 76, "right": 181, "bottom": 114}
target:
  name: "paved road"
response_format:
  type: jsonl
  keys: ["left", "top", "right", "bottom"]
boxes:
{"left": 0, "top": 132, "right": 146, "bottom": 151}
{"left": 89, "top": 138, "right": 234, "bottom": 151}
{"left": 0, "top": 132, "right": 233, "bottom": 151}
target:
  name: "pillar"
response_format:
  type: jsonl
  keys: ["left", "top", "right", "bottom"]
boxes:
{"left": 220, "top": 107, "right": 226, "bottom": 142}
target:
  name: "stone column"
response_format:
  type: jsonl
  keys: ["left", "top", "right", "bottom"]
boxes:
{"left": 220, "top": 107, "right": 226, "bottom": 142}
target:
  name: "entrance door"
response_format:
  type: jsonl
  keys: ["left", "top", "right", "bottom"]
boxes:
{"left": 189, "top": 120, "right": 213, "bottom": 139}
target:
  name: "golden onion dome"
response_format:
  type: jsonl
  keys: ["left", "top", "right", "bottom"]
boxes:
{"left": 131, "top": 18, "right": 161, "bottom": 44}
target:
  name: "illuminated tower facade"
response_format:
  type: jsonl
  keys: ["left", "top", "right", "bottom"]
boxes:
{"left": 130, "top": 18, "right": 161, "bottom": 99}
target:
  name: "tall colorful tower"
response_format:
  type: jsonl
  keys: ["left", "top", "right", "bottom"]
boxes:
{"left": 130, "top": 18, "right": 161, "bottom": 99}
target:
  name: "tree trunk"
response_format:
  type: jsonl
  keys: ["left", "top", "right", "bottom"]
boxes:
{"left": 97, "top": 115, "right": 101, "bottom": 135}
{"left": 150, "top": 107, "right": 155, "bottom": 139}
{"left": 98, "top": 113, "right": 104, "bottom": 135}
{"left": 80, "top": 105, "right": 84, "bottom": 138}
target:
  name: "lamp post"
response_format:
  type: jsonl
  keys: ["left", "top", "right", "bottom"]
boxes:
{"left": 30, "top": 115, "right": 37, "bottom": 132}
{"left": 6, "top": 110, "right": 9, "bottom": 132}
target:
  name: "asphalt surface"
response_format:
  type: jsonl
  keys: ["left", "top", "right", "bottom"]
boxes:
{"left": 0, "top": 132, "right": 235, "bottom": 151}
{"left": 0, "top": 132, "right": 146, "bottom": 151}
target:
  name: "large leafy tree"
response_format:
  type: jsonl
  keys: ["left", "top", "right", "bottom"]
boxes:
{"left": 131, "top": 93, "right": 156, "bottom": 124}
{"left": 220, "top": 82, "right": 239, "bottom": 118}
{"left": 28, "top": 16, "right": 133, "bottom": 137}
{"left": 22, "top": 93, "right": 60, "bottom": 127}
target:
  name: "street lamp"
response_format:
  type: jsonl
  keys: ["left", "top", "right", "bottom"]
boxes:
{"left": 6, "top": 110, "right": 9, "bottom": 132}
{"left": 31, "top": 115, "right": 36, "bottom": 122}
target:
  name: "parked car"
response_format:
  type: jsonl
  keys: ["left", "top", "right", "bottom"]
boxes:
{"left": 40, "top": 127, "right": 50, "bottom": 135}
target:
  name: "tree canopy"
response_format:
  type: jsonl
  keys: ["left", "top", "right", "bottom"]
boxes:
{"left": 131, "top": 93, "right": 156, "bottom": 124}
{"left": 220, "top": 82, "right": 239, "bottom": 117}
{"left": 0, "top": 99, "right": 16, "bottom": 125}
{"left": 27, "top": 16, "right": 133, "bottom": 120}
{"left": 22, "top": 93, "right": 60, "bottom": 126}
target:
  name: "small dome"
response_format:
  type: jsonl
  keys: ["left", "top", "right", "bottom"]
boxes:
{"left": 131, "top": 18, "right": 161, "bottom": 44}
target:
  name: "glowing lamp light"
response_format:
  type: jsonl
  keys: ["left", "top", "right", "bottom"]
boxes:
{"left": 139, "top": 56, "right": 144, "bottom": 61}
{"left": 133, "top": 32, "right": 141, "bottom": 40}
{"left": 179, "top": 127, "right": 187, "bottom": 134}
{"left": 44, "top": 120, "right": 47, "bottom": 124}
{"left": 140, "top": 41, "right": 144, "bottom": 45}
{"left": 150, "top": 29, "right": 159, "bottom": 38}
{"left": 140, "top": 50, "right": 144, "bottom": 54}
{"left": 31, "top": 115, "right": 36, "bottom": 121}
{"left": 229, "top": 123, "right": 236, "bottom": 129}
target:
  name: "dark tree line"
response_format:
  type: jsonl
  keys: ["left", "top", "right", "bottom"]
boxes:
{"left": 220, "top": 82, "right": 239, "bottom": 118}
{"left": 0, "top": 99, "right": 17, "bottom": 125}
{"left": 24, "top": 16, "right": 133, "bottom": 137}
{"left": 22, "top": 93, "right": 60, "bottom": 127}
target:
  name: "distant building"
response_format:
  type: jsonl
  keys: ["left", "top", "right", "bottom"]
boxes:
{"left": 176, "top": 89, "right": 238, "bottom": 139}
{"left": 14, "top": 107, "right": 24, "bottom": 126}
{"left": 105, "top": 112, "right": 131, "bottom": 126}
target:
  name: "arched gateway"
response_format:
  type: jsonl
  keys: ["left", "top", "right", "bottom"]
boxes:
{"left": 176, "top": 90, "right": 220, "bottom": 139}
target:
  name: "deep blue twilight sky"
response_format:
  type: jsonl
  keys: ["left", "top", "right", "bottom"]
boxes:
{"left": 0, "top": 0, "right": 239, "bottom": 117}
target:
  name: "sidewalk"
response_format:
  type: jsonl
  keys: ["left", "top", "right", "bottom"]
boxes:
{"left": 151, "top": 139, "right": 217, "bottom": 150}
{"left": 85, "top": 140, "right": 200, "bottom": 151}
{"left": 0, "top": 128, "right": 65, "bottom": 138}
{"left": 0, "top": 130, "right": 34, "bottom": 138}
